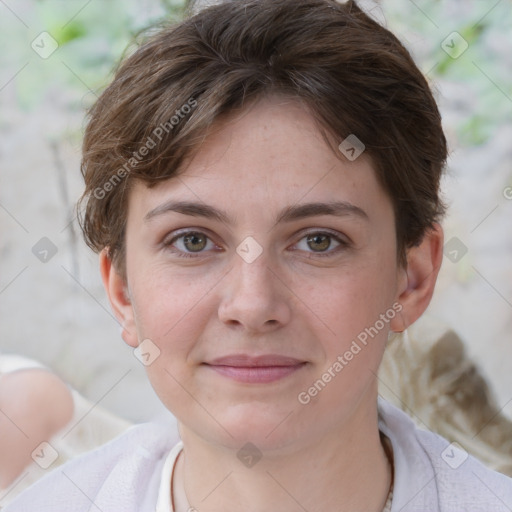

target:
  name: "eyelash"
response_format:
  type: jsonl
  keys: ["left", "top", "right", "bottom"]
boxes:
{"left": 162, "top": 229, "right": 349, "bottom": 259}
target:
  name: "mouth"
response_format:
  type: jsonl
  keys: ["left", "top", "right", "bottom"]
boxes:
{"left": 203, "top": 354, "right": 308, "bottom": 384}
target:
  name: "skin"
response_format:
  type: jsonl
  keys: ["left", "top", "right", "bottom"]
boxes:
{"left": 101, "top": 96, "right": 443, "bottom": 512}
{"left": 0, "top": 369, "right": 74, "bottom": 489}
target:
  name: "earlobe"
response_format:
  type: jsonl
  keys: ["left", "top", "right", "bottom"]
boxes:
{"left": 99, "top": 249, "right": 139, "bottom": 348}
{"left": 390, "top": 223, "right": 444, "bottom": 333}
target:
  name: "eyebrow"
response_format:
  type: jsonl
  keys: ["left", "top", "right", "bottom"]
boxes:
{"left": 144, "top": 200, "right": 369, "bottom": 225}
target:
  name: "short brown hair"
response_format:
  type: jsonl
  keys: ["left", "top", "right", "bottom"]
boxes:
{"left": 78, "top": 0, "right": 447, "bottom": 273}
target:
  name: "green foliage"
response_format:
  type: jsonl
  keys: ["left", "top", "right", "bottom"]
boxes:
{"left": 3, "top": 0, "right": 509, "bottom": 148}
{"left": 385, "top": 0, "right": 511, "bottom": 146}
{"left": 53, "top": 21, "right": 88, "bottom": 45}
{"left": 436, "top": 23, "right": 485, "bottom": 76}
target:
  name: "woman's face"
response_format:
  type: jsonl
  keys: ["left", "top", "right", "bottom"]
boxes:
{"left": 119, "top": 96, "right": 406, "bottom": 452}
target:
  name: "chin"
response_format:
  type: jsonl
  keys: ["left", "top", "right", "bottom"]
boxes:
{"left": 207, "top": 402, "right": 303, "bottom": 451}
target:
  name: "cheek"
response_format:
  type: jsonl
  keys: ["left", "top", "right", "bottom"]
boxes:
{"left": 308, "top": 256, "right": 398, "bottom": 370}
{"left": 302, "top": 270, "right": 397, "bottom": 408}
{"left": 128, "top": 266, "right": 215, "bottom": 414}
{"left": 130, "top": 262, "right": 219, "bottom": 340}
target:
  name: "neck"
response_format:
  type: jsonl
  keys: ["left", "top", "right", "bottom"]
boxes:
{"left": 173, "top": 399, "right": 392, "bottom": 512}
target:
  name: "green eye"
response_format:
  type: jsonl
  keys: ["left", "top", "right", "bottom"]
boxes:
{"left": 182, "top": 232, "right": 208, "bottom": 252}
{"left": 306, "top": 233, "right": 332, "bottom": 252}
{"left": 164, "top": 230, "right": 216, "bottom": 258}
{"left": 294, "top": 231, "right": 348, "bottom": 257}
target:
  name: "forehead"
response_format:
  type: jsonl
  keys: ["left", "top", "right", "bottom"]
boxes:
{"left": 127, "top": 96, "right": 393, "bottom": 227}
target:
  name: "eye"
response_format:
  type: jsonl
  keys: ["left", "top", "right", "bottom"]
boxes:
{"left": 163, "top": 230, "right": 219, "bottom": 258}
{"left": 163, "top": 229, "right": 349, "bottom": 259}
{"left": 292, "top": 231, "right": 348, "bottom": 257}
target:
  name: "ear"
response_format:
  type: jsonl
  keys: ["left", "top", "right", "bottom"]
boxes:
{"left": 99, "top": 248, "right": 139, "bottom": 348}
{"left": 390, "top": 223, "right": 444, "bottom": 333}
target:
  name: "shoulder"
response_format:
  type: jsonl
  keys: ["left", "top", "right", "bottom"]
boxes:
{"left": 378, "top": 397, "right": 512, "bottom": 511}
{"left": 4, "top": 420, "right": 179, "bottom": 512}
{"left": 414, "top": 423, "right": 512, "bottom": 511}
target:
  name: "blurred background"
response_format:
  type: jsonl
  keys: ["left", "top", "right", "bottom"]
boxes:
{"left": 0, "top": 0, "right": 511, "bottom": 424}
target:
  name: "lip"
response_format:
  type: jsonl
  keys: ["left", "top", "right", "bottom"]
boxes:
{"left": 204, "top": 354, "right": 307, "bottom": 383}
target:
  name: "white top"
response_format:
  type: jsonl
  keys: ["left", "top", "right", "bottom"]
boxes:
{"left": 156, "top": 441, "right": 184, "bottom": 512}
{"left": 6, "top": 397, "right": 512, "bottom": 511}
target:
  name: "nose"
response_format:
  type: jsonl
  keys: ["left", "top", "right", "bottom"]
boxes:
{"left": 218, "top": 251, "right": 291, "bottom": 334}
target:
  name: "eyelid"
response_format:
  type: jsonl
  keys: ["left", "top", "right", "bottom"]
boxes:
{"left": 162, "top": 227, "right": 216, "bottom": 245}
{"left": 294, "top": 227, "right": 351, "bottom": 245}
